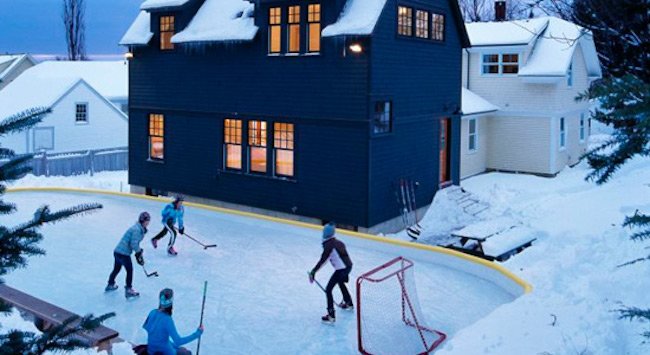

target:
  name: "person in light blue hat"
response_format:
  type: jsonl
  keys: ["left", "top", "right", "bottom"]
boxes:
{"left": 309, "top": 222, "right": 354, "bottom": 323}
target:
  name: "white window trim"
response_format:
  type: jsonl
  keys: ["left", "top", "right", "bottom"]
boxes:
{"left": 75, "top": 102, "right": 89, "bottom": 125}
{"left": 468, "top": 118, "right": 478, "bottom": 153}
{"left": 480, "top": 52, "right": 521, "bottom": 76}
{"left": 33, "top": 126, "right": 55, "bottom": 152}
{"left": 558, "top": 117, "right": 568, "bottom": 151}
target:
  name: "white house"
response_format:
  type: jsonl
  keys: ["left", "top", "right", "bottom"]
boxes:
{"left": 460, "top": 16, "right": 602, "bottom": 178}
{"left": 0, "top": 54, "right": 37, "bottom": 91}
{"left": 0, "top": 61, "right": 128, "bottom": 154}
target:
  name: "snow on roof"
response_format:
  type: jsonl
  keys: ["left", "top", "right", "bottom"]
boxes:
{"left": 141, "top": 0, "right": 190, "bottom": 10}
{"left": 0, "top": 55, "right": 24, "bottom": 80}
{"left": 462, "top": 88, "right": 499, "bottom": 116}
{"left": 0, "top": 61, "right": 128, "bottom": 118}
{"left": 466, "top": 17, "right": 549, "bottom": 47}
{"left": 518, "top": 17, "right": 601, "bottom": 77}
{"left": 322, "top": 0, "right": 387, "bottom": 37}
{"left": 119, "top": 11, "right": 153, "bottom": 46}
{"left": 172, "top": 0, "right": 257, "bottom": 43}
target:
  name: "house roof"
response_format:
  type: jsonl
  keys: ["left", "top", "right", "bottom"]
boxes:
{"left": 322, "top": 0, "right": 387, "bottom": 37}
{"left": 0, "top": 54, "right": 36, "bottom": 81}
{"left": 120, "top": 11, "right": 153, "bottom": 46}
{"left": 462, "top": 88, "right": 499, "bottom": 116}
{"left": 172, "top": 0, "right": 258, "bottom": 43}
{"left": 0, "top": 61, "right": 129, "bottom": 119}
{"left": 467, "top": 16, "right": 602, "bottom": 78}
{"left": 141, "top": 0, "right": 190, "bottom": 10}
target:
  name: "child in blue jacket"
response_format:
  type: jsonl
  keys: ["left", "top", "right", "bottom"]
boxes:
{"left": 151, "top": 196, "right": 185, "bottom": 256}
{"left": 143, "top": 288, "right": 203, "bottom": 355}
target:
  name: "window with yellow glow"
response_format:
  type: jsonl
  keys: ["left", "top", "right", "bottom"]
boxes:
{"left": 149, "top": 114, "right": 164, "bottom": 160}
{"left": 160, "top": 16, "right": 175, "bottom": 50}
{"left": 431, "top": 13, "right": 444, "bottom": 41}
{"left": 274, "top": 123, "right": 294, "bottom": 177}
{"left": 308, "top": 4, "right": 321, "bottom": 53}
{"left": 288, "top": 6, "right": 301, "bottom": 53}
{"left": 269, "top": 7, "right": 282, "bottom": 54}
{"left": 248, "top": 120, "right": 267, "bottom": 173}
{"left": 224, "top": 119, "right": 243, "bottom": 170}
{"left": 416, "top": 10, "right": 429, "bottom": 38}
{"left": 398, "top": 7, "right": 413, "bottom": 36}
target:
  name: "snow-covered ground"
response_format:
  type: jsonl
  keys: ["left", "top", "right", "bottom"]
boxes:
{"left": 8, "top": 171, "right": 129, "bottom": 192}
{"left": 1, "top": 191, "right": 516, "bottom": 354}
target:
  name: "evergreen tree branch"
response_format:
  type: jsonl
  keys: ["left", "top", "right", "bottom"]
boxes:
{"left": 0, "top": 108, "right": 51, "bottom": 138}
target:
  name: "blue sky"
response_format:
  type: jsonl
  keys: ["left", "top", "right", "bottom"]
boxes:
{"left": 0, "top": 0, "right": 141, "bottom": 57}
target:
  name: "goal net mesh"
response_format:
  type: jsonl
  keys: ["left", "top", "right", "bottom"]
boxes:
{"left": 356, "top": 257, "right": 446, "bottom": 355}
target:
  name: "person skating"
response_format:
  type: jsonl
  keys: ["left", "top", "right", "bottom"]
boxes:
{"left": 106, "top": 212, "right": 150, "bottom": 299}
{"left": 151, "top": 196, "right": 185, "bottom": 256}
{"left": 309, "top": 222, "right": 354, "bottom": 323}
{"left": 143, "top": 288, "right": 204, "bottom": 355}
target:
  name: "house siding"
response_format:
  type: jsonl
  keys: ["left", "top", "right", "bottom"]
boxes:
{"left": 460, "top": 115, "right": 488, "bottom": 179}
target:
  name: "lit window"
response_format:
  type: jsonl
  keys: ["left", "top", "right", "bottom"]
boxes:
{"left": 468, "top": 118, "right": 478, "bottom": 151}
{"left": 373, "top": 101, "right": 392, "bottom": 134}
{"left": 149, "top": 114, "right": 164, "bottom": 160}
{"left": 580, "top": 113, "right": 585, "bottom": 142}
{"left": 560, "top": 117, "right": 566, "bottom": 149}
{"left": 482, "top": 53, "right": 518, "bottom": 74}
{"left": 288, "top": 6, "right": 301, "bottom": 53}
{"left": 567, "top": 62, "right": 573, "bottom": 87}
{"left": 224, "top": 119, "right": 243, "bottom": 170}
{"left": 431, "top": 13, "right": 444, "bottom": 41}
{"left": 308, "top": 4, "right": 321, "bottom": 53}
{"left": 274, "top": 123, "right": 294, "bottom": 177}
{"left": 416, "top": 10, "right": 429, "bottom": 39}
{"left": 75, "top": 103, "right": 88, "bottom": 123}
{"left": 249, "top": 120, "right": 267, "bottom": 173}
{"left": 160, "top": 16, "right": 175, "bottom": 50}
{"left": 398, "top": 7, "right": 413, "bottom": 36}
{"left": 269, "top": 7, "right": 282, "bottom": 54}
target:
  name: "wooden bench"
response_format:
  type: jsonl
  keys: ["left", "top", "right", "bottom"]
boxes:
{"left": 0, "top": 284, "right": 120, "bottom": 350}
{"left": 446, "top": 220, "right": 536, "bottom": 262}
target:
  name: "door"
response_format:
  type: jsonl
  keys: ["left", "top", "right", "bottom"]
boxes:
{"left": 439, "top": 118, "right": 451, "bottom": 186}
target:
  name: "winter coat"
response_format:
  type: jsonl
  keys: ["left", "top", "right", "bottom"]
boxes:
{"left": 143, "top": 309, "right": 202, "bottom": 355}
{"left": 313, "top": 238, "right": 353, "bottom": 272}
{"left": 161, "top": 203, "right": 184, "bottom": 228}
{"left": 114, "top": 223, "right": 145, "bottom": 256}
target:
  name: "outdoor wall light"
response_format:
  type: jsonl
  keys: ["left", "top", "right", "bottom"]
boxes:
{"left": 349, "top": 43, "right": 363, "bottom": 53}
{"left": 124, "top": 52, "right": 134, "bottom": 60}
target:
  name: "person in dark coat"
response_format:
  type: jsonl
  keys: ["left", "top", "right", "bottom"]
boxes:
{"left": 309, "top": 222, "right": 354, "bottom": 323}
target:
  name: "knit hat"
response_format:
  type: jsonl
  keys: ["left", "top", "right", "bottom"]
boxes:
{"left": 173, "top": 195, "right": 184, "bottom": 204}
{"left": 138, "top": 212, "right": 151, "bottom": 223}
{"left": 159, "top": 288, "right": 173, "bottom": 308}
{"left": 322, "top": 222, "right": 336, "bottom": 242}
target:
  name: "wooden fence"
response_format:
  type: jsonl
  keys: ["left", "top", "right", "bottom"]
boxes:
{"left": 14, "top": 147, "right": 128, "bottom": 177}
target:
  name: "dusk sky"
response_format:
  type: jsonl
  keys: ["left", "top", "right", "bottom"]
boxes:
{"left": 0, "top": 0, "right": 142, "bottom": 57}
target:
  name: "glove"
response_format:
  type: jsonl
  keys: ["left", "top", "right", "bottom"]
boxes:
{"left": 135, "top": 250, "right": 144, "bottom": 266}
{"left": 308, "top": 270, "right": 315, "bottom": 284}
{"left": 179, "top": 227, "right": 185, "bottom": 235}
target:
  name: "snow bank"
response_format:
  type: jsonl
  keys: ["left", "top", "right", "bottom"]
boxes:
{"left": 141, "top": 0, "right": 189, "bottom": 10}
{"left": 462, "top": 88, "right": 499, "bottom": 116}
{"left": 7, "top": 171, "right": 129, "bottom": 192}
{"left": 172, "top": 0, "right": 258, "bottom": 43}
{"left": 322, "top": 0, "right": 387, "bottom": 37}
{"left": 119, "top": 11, "right": 153, "bottom": 46}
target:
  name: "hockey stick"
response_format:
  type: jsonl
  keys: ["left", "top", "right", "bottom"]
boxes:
{"left": 183, "top": 232, "right": 217, "bottom": 250}
{"left": 395, "top": 181, "right": 411, "bottom": 235}
{"left": 196, "top": 281, "right": 208, "bottom": 355}
{"left": 400, "top": 179, "right": 420, "bottom": 238}
{"left": 408, "top": 180, "right": 423, "bottom": 229}
{"left": 308, "top": 272, "right": 343, "bottom": 305}
{"left": 142, "top": 264, "right": 159, "bottom": 277}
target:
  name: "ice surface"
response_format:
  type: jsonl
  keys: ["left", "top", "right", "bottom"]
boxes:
{"left": 2, "top": 191, "right": 515, "bottom": 354}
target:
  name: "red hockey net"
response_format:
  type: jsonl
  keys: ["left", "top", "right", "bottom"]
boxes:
{"left": 356, "top": 257, "right": 446, "bottom": 355}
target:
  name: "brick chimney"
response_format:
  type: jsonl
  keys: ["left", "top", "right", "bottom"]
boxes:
{"left": 495, "top": 1, "right": 506, "bottom": 21}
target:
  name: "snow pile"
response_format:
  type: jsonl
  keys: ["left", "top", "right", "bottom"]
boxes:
{"left": 322, "top": 0, "right": 387, "bottom": 37}
{"left": 119, "top": 11, "right": 153, "bottom": 46}
{"left": 432, "top": 145, "right": 650, "bottom": 354}
{"left": 461, "top": 88, "right": 499, "bottom": 116}
{"left": 141, "top": 0, "right": 190, "bottom": 10}
{"left": 7, "top": 171, "right": 129, "bottom": 192}
{"left": 172, "top": 0, "right": 258, "bottom": 43}
{"left": 519, "top": 17, "right": 583, "bottom": 77}
{"left": 466, "top": 17, "right": 549, "bottom": 46}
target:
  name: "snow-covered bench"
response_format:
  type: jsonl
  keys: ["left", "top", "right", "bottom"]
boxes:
{"left": 447, "top": 219, "right": 536, "bottom": 261}
{"left": 0, "top": 284, "right": 120, "bottom": 350}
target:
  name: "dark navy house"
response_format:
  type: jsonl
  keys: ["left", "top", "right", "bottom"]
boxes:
{"left": 121, "top": 0, "right": 469, "bottom": 233}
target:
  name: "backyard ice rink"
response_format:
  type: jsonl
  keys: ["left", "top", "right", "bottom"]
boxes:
{"left": 2, "top": 190, "right": 522, "bottom": 354}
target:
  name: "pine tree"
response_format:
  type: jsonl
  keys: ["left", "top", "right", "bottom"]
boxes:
{"left": 572, "top": 0, "right": 650, "bottom": 342}
{"left": 0, "top": 108, "right": 113, "bottom": 354}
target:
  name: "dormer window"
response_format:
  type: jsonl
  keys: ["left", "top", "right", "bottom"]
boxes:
{"left": 398, "top": 7, "right": 413, "bottom": 36}
{"left": 481, "top": 53, "right": 519, "bottom": 75}
{"left": 288, "top": 6, "right": 301, "bottom": 53}
{"left": 269, "top": 7, "right": 282, "bottom": 54}
{"left": 160, "top": 16, "right": 175, "bottom": 50}
{"left": 307, "top": 4, "right": 321, "bottom": 53}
